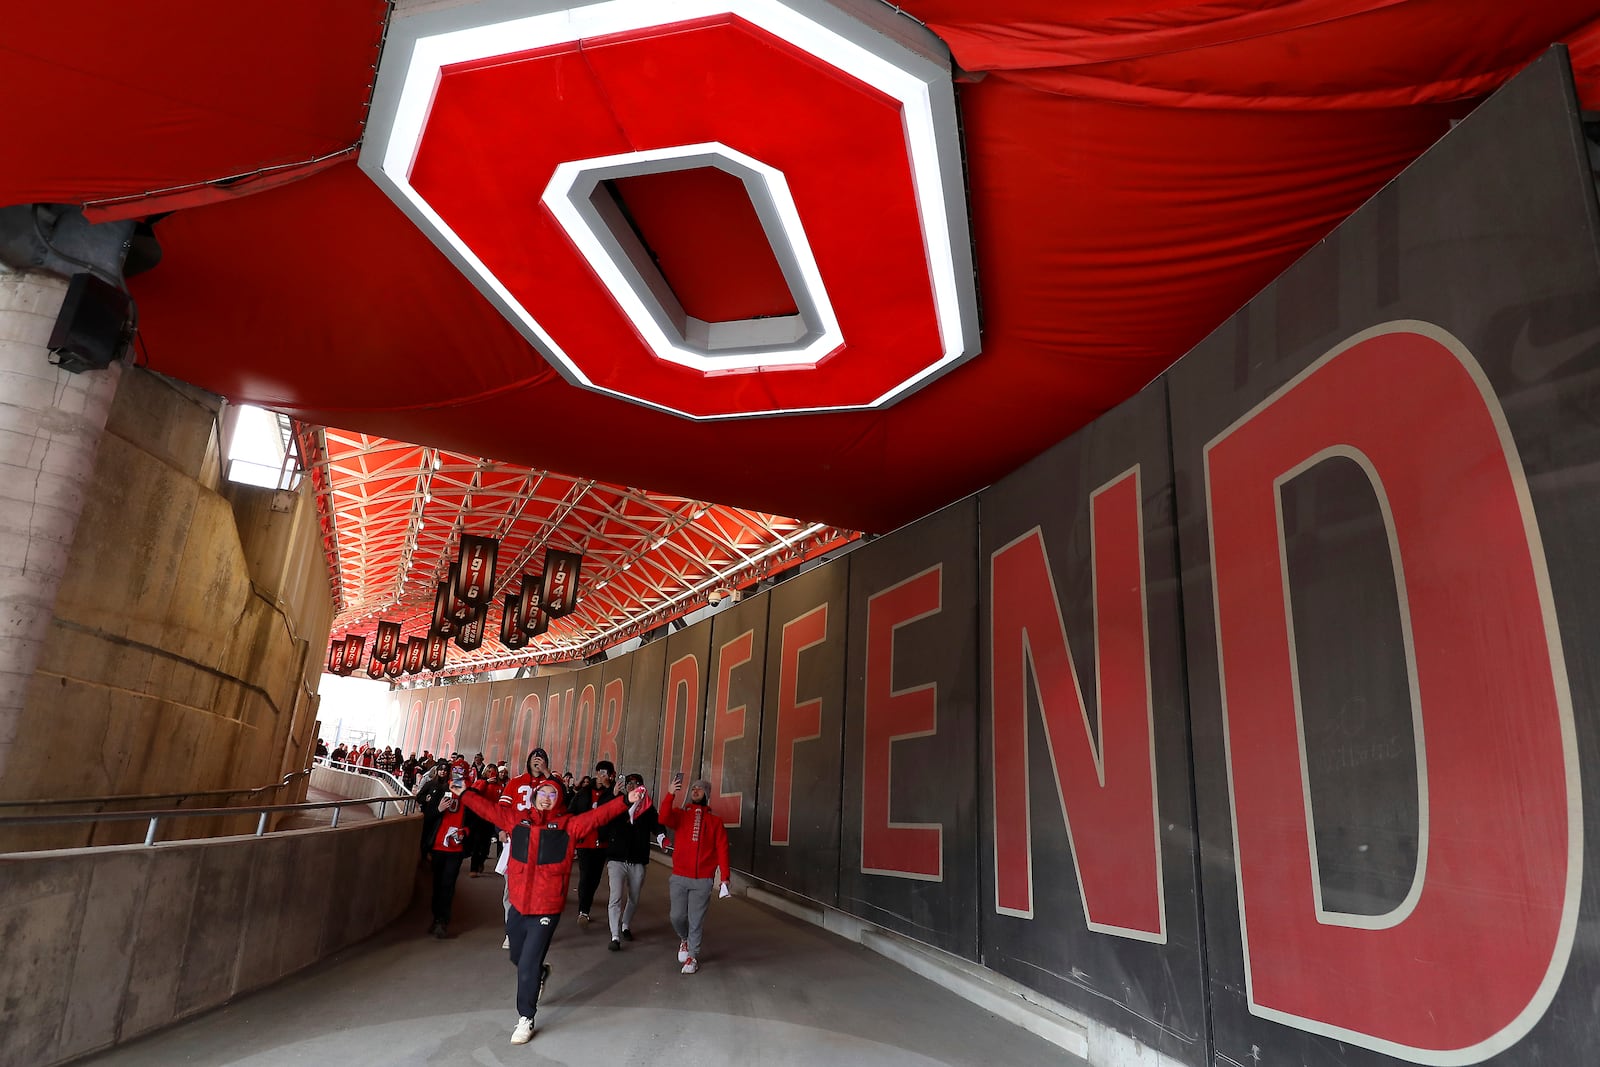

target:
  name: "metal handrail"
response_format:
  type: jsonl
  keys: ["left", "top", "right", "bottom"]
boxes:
{"left": 0, "top": 768, "right": 315, "bottom": 810}
{"left": 0, "top": 793, "right": 420, "bottom": 852}
{"left": 312, "top": 757, "right": 415, "bottom": 796}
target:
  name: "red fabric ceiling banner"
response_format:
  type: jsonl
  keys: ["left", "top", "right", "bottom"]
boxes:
{"left": 430, "top": 580, "right": 457, "bottom": 637}
{"left": 455, "top": 535, "right": 499, "bottom": 610}
{"left": 341, "top": 634, "right": 366, "bottom": 672}
{"left": 455, "top": 604, "right": 487, "bottom": 651}
{"left": 500, "top": 592, "right": 527, "bottom": 650}
{"left": 403, "top": 636, "right": 427, "bottom": 673}
{"left": 374, "top": 620, "right": 402, "bottom": 663}
{"left": 425, "top": 631, "right": 448, "bottom": 671}
{"left": 366, "top": 649, "right": 386, "bottom": 679}
{"left": 385, "top": 649, "right": 404, "bottom": 678}
{"left": 540, "top": 550, "right": 582, "bottom": 618}
{"left": 327, "top": 641, "right": 346, "bottom": 674}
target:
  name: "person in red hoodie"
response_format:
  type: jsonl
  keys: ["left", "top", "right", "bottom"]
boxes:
{"left": 459, "top": 776, "right": 643, "bottom": 1046}
{"left": 658, "top": 775, "right": 731, "bottom": 975}
{"left": 498, "top": 747, "right": 560, "bottom": 819}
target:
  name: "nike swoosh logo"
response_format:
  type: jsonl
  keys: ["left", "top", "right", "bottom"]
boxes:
{"left": 1509, "top": 316, "right": 1600, "bottom": 383}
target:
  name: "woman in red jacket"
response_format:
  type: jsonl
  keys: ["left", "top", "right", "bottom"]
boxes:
{"left": 458, "top": 778, "right": 643, "bottom": 1045}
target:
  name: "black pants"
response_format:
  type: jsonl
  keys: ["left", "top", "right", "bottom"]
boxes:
{"left": 508, "top": 907, "right": 561, "bottom": 1019}
{"left": 419, "top": 816, "right": 440, "bottom": 861}
{"left": 430, "top": 851, "right": 465, "bottom": 924}
{"left": 467, "top": 817, "right": 493, "bottom": 873}
{"left": 575, "top": 848, "right": 606, "bottom": 914}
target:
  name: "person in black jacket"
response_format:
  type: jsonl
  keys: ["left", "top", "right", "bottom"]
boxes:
{"left": 566, "top": 761, "right": 616, "bottom": 927}
{"left": 604, "top": 772, "right": 661, "bottom": 950}
{"left": 415, "top": 762, "right": 451, "bottom": 862}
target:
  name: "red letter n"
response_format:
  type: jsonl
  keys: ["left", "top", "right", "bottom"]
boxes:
{"left": 989, "top": 467, "right": 1163, "bottom": 940}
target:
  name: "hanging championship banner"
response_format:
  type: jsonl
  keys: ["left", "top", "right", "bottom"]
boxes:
{"left": 540, "top": 548, "right": 583, "bottom": 617}
{"left": 447, "top": 561, "right": 477, "bottom": 623}
{"left": 328, "top": 640, "right": 347, "bottom": 674}
{"left": 366, "top": 649, "right": 386, "bottom": 678}
{"left": 403, "top": 635, "right": 427, "bottom": 673}
{"left": 386, "top": 650, "right": 404, "bottom": 678}
{"left": 517, "top": 573, "right": 541, "bottom": 629}
{"left": 341, "top": 634, "right": 366, "bottom": 672}
{"left": 430, "top": 579, "right": 457, "bottom": 637}
{"left": 455, "top": 604, "right": 487, "bottom": 651}
{"left": 373, "top": 620, "right": 402, "bottom": 663}
{"left": 425, "top": 630, "right": 448, "bottom": 670}
{"left": 518, "top": 574, "right": 550, "bottom": 637}
{"left": 456, "top": 534, "right": 500, "bottom": 608}
{"left": 500, "top": 591, "right": 527, "bottom": 649}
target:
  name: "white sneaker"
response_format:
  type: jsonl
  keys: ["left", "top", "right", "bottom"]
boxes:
{"left": 501, "top": 935, "right": 510, "bottom": 950}
{"left": 510, "top": 1016, "right": 534, "bottom": 1045}
{"left": 681, "top": 956, "right": 699, "bottom": 974}
{"left": 677, "top": 939, "right": 690, "bottom": 963}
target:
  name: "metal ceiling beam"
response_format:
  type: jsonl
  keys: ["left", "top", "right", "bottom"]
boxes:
{"left": 313, "top": 428, "right": 859, "bottom": 676}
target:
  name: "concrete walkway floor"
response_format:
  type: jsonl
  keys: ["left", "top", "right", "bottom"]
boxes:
{"left": 77, "top": 857, "right": 1075, "bottom": 1067}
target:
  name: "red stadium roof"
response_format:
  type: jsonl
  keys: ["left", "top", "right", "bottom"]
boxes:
{"left": 299, "top": 425, "right": 855, "bottom": 672}
{"left": 8, "top": 0, "right": 1600, "bottom": 672}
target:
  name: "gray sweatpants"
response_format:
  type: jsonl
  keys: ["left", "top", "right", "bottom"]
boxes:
{"left": 668, "top": 874, "right": 714, "bottom": 958}
{"left": 607, "top": 860, "right": 647, "bottom": 938}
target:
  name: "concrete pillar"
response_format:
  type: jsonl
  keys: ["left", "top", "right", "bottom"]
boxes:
{"left": 0, "top": 267, "right": 121, "bottom": 780}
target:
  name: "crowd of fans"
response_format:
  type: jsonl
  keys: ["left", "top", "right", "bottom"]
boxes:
{"left": 312, "top": 737, "right": 732, "bottom": 1048}
{"left": 314, "top": 739, "right": 516, "bottom": 791}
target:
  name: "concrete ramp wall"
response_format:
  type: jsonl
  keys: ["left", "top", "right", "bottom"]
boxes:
{"left": 309, "top": 763, "right": 412, "bottom": 820}
{"left": 0, "top": 365, "right": 334, "bottom": 852}
{"left": 0, "top": 816, "right": 418, "bottom": 1067}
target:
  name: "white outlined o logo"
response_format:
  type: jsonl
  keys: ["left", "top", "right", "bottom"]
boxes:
{"left": 360, "top": 0, "right": 979, "bottom": 420}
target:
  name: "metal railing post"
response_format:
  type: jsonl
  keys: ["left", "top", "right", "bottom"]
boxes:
{"left": 331, "top": 806, "right": 341, "bottom": 828}
{"left": 256, "top": 812, "right": 269, "bottom": 836}
{"left": 144, "top": 817, "right": 159, "bottom": 845}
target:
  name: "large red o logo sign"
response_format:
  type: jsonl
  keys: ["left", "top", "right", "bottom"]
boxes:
{"left": 361, "top": 0, "right": 978, "bottom": 419}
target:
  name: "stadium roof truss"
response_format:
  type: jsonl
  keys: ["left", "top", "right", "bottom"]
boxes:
{"left": 297, "top": 424, "right": 857, "bottom": 678}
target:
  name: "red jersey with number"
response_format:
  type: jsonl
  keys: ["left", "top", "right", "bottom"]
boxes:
{"left": 499, "top": 774, "right": 565, "bottom": 816}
